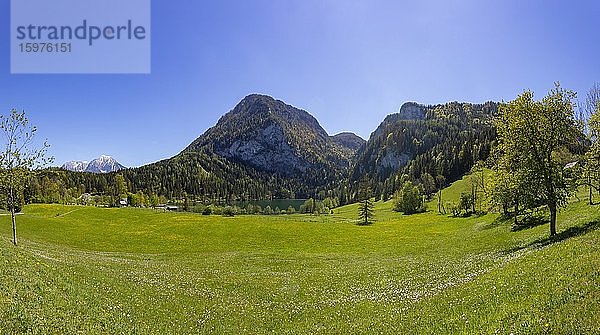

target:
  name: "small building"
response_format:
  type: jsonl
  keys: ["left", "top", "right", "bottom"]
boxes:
{"left": 119, "top": 199, "right": 128, "bottom": 207}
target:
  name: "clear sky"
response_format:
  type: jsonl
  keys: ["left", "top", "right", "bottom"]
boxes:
{"left": 1, "top": 0, "right": 599, "bottom": 167}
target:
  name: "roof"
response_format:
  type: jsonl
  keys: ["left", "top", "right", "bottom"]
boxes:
{"left": 564, "top": 161, "right": 578, "bottom": 169}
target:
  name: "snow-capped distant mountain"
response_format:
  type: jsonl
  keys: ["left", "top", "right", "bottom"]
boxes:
{"left": 61, "top": 155, "right": 126, "bottom": 173}
{"left": 85, "top": 155, "right": 126, "bottom": 173}
{"left": 61, "top": 160, "right": 89, "bottom": 172}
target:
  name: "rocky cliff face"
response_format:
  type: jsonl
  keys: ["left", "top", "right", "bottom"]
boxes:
{"left": 397, "top": 102, "right": 425, "bottom": 120}
{"left": 184, "top": 94, "right": 362, "bottom": 175}
{"left": 370, "top": 102, "right": 425, "bottom": 140}
{"left": 216, "top": 122, "right": 311, "bottom": 172}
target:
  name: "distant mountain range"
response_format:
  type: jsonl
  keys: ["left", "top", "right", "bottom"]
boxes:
{"left": 61, "top": 160, "right": 89, "bottom": 173}
{"left": 62, "top": 155, "right": 126, "bottom": 173}
{"left": 51, "top": 93, "right": 498, "bottom": 203}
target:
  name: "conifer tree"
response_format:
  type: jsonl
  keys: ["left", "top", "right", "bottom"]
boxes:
{"left": 357, "top": 179, "right": 374, "bottom": 225}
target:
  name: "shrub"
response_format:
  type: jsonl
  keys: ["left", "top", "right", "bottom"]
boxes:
{"left": 449, "top": 202, "right": 461, "bottom": 217}
{"left": 393, "top": 181, "right": 425, "bottom": 214}
{"left": 458, "top": 192, "right": 474, "bottom": 216}
{"left": 222, "top": 206, "right": 235, "bottom": 217}
{"left": 263, "top": 205, "right": 274, "bottom": 215}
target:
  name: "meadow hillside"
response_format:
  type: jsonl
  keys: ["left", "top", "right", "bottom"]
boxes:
{"left": 0, "top": 179, "right": 599, "bottom": 334}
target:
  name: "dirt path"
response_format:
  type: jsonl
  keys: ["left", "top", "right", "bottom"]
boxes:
{"left": 54, "top": 208, "right": 83, "bottom": 217}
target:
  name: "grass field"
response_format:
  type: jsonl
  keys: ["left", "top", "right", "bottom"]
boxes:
{"left": 1, "top": 183, "right": 599, "bottom": 333}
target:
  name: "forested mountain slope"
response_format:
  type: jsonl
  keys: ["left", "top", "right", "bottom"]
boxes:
{"left": 350, "top": 101, "right": 499, "bottom": 200}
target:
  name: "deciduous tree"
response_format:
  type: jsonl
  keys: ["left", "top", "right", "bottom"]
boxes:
{"left": 393, "top": 181, "right": 424, "bottom": 214}
{"left": 0, "top": 109, "right": 52, "bottom": 246}
{"left": 494, "top": 84, "right": 581, "bottom": 236}
{"left": 583, "top": 102, "right": 600, "bottom": 204}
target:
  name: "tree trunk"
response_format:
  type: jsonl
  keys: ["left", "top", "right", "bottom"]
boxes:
{"left": 549, "top": 202, "right": 557, "bottom": 236}
{"left": 471, "top": 184, "right": 476, "bottom": 215}
{"left": 364, "top": 199, "right": 368, "bottom": 225}
{"left": 514, "top": 201, "right": 519, "bottom": 226}
{"left": 10, "top": 187, "right": 17, "bottom": 246}
{"left": 11, "top": 207, "right": 17, "bottom": 246}
{"left": 590, "top": 185, "right": 594, "bottom": 206}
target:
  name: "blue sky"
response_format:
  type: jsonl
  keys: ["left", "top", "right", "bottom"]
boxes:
{"left": 1, "top": 0, "right": 599, "bottom": 167}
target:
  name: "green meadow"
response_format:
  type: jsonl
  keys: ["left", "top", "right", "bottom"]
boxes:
{"left": 1, "top": 182, "right": 599, "bottom": 334}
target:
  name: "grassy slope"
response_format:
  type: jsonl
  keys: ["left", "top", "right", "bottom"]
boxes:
{"left": 0, "top": 179, "right": 598, "bottom": 334}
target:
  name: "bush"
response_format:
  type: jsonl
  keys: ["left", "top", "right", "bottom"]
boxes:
{"left": 191, "top": 205, "right": 205, "bottom": 214}
{"left": 393, "top": 181, "right": 425, "bottom": 214}
{"left": 263, "top": 205, "right": 274, "bottom": 215}
{"left": 448, "top": 202, "right": 461, "bottom": 217}
{"left": 300, "top": 198, "right": 324, "bottom": 214}
{"left": 202, "top": 206, "right": 212, "bottom": 215}
{"left": 222, "top": 206, "right": 235, "bottom": 217}
{"left": 458, "top": 192, "right": 474, "bottom": 216}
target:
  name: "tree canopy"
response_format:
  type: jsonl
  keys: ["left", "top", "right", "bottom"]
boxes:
{"left": 393, "top": 181, "right": 424, "bottom": 215}
{"left": 0, "top": 109, "right": 52, "bottom": 245}
{"left": 493, "top": 84, "right": 582, "bottom": 236}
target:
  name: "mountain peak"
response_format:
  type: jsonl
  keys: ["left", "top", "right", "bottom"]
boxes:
{"left": 62, "top": 155, "right": 125, "bottom": 173}
{"left": 236, "top": 94, "right": 279, "bottom": 111}
{"left": 398, "top": 102, "right": 425, "bottom": 120}
{"left": 227, "top": 94, "right": 323, "bottom": 129}
{"left": 369, "top": 102, "right": 426, "bottom": 140}
{"left": 183, "top": 94, "right": 358, "bottom": 176}
{"left": 241, "top": 93, "right": 274, "bottom": 101}
{"left": 331, "top": 132, "right": 366, "bottom": 151}
{"left": 61, "top": 160, "right": 89, "bottom": 172}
